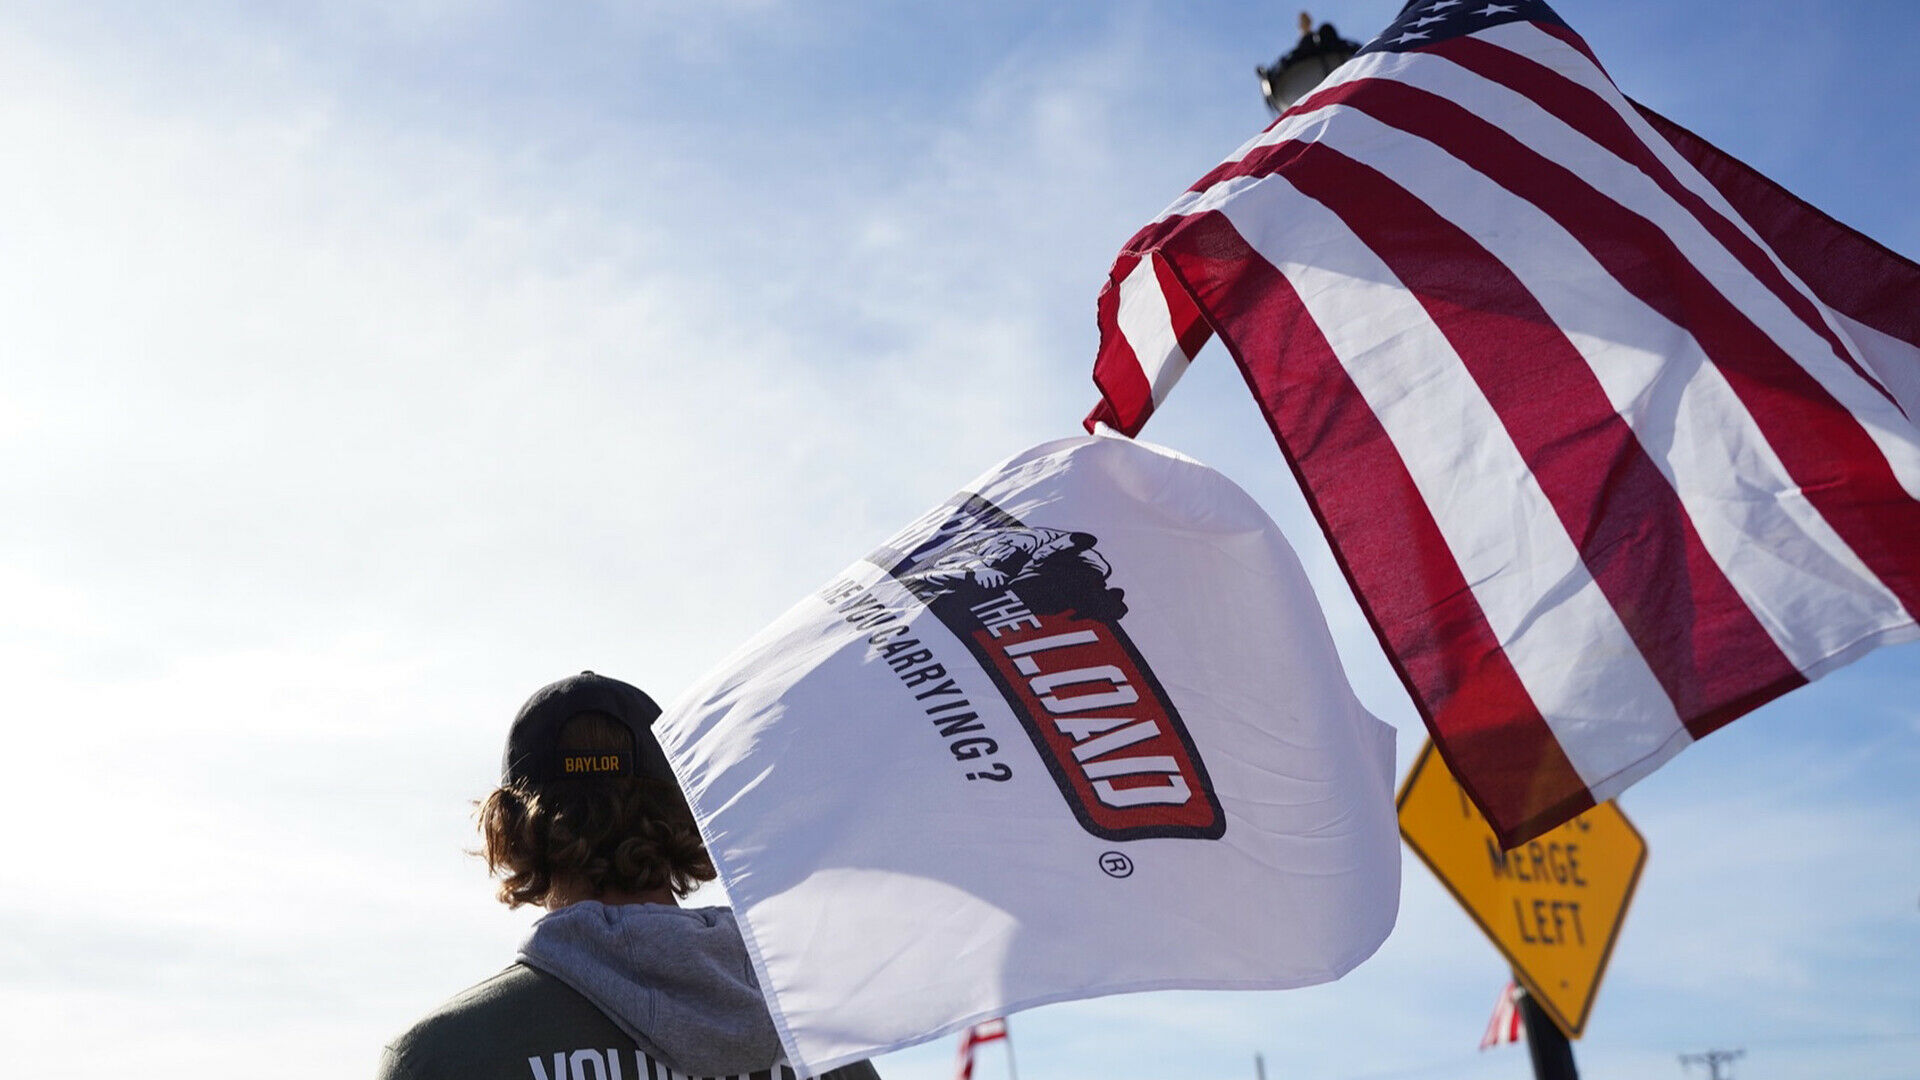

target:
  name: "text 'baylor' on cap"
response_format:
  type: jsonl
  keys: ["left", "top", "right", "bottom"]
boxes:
{"left": 501, "top": 671, "right": 676, "bottom": 786}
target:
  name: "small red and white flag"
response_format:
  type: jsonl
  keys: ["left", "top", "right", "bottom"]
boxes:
{"left": 955, "top": 1019, "right": 1010, "bottom": 1080}
{"left": 1087, "top": 0, "right": 1920, "bottom": 846}
{"left": 1480, "top": 981, "right": 1524, "bottom": 1050}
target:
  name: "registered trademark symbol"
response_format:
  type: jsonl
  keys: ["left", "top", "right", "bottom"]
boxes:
{"left": 1098, "top": 851, "right": 1134, "bottom": 879}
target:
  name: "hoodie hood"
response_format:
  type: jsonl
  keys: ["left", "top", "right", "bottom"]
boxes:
{"left": 517, "top": 903, "right": 784, "bottom": 1075}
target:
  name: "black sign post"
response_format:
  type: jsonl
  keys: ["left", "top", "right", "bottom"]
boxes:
{"left": 1519, "top": 985, "right": 1579, "bottom": 1080}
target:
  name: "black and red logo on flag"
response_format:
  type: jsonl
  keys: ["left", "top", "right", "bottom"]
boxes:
{"left": 874, "top": 495, "right": 1225, "bottom": 841}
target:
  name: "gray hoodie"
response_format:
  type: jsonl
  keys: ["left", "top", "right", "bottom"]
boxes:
{"left": 517, "top": 903, "right": 785, "bottom": 1076}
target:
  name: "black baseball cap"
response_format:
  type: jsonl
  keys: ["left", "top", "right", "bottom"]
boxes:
{"left": 501, "top": 671, "right": 676, "bottom": 786}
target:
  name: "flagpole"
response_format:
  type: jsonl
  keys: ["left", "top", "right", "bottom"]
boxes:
{"left": 1003, "top": 1032, "right": 1020, "bottom": 1080}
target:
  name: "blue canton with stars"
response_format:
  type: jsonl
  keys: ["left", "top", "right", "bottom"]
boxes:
{"left": 1356, "top": 0, "right": 1569, "bottom": 56}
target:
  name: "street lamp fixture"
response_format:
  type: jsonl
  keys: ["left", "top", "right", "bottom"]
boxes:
{"left": 1257, "top": 11, "right": 1362, "bottom": 114}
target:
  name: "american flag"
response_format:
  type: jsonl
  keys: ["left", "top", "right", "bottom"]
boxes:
{"left": 1480, "top": 980, "right": 1523, "bottom": 1050}
{"left": 1087, "top": 0, "right": 1920, "bottom": 845}
{"left": 954, "top": 1019, "right": 1010, "bottom": 1080}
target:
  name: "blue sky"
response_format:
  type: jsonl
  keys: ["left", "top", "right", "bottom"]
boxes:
{"left": 1, "top": 2, "right": 1914, "bottom": 1078}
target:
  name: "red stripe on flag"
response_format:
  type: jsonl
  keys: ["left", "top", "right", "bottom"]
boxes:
{"left": 954, "top": 1020, "right": 1008, "bottom": 1080}
{"left": 1087, "top": 253, "right": 1156, "bottom": 435}
{"left": 1088, "top": 9, "right": 1918, "bottom": 841}
{"left": 1157, "top": 253, "right": 1214, "bottom": 363}
{"left": 1118, "top": 122, "right": 1337, "bottom": 268}
{"left": 1244, "top": 66, "right": 1920, "bottom": 638}
{"left": 1159, "top": 209, "right": 1592, "bottom": 842}
{"left": 1528, "top": 19, "right": 1605, "bottom": 71}
{"left": 1279, "top": 139, "right": 1806, "bottom": 736}
{"left": 1436, "top": 33, "right": 1901, "bottom": 411}
{"left": 1639, "top": 105, "right": 1920, "bottom": 352}
{"left": 1414, "top": 39, "right": 1920, "bottom": 624}
{"left": 1481, "top": 981, "right": 1523, "bottom": 1050}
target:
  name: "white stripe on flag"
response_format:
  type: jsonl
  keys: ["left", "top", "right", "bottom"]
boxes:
{"left": 1834, "top": 311, "right": 1920, "bottom": 425}
{"left": 1471, "top": 21, "right": 1920, "bottom": 500}
{"left": 1217, "top": 174, "right": 1689, "bottom": 788}
{"left": 1221, "top": 47, "right": 1405, "bottom": 164}
{"left": 1114, "top": 254, "right": 1192, "bottom": 409}
{"left": 1298, "top": 102, "right": 1911, "bottom": 672}
{"left": 1487, "top": 20, "right": 1901, "bottom": 409}
{"left": 1175, "top": 31, "right": 1920, "bottom": 514}
{"left": 1089, "top": 0, "right": 1920, "bottom": 843}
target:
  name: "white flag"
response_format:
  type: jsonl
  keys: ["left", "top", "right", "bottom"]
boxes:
{"left": 656, "top": 433, "right": 1400, "bottom": 1074}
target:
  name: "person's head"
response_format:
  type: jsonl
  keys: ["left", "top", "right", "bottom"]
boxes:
{"left": 476, "top": 672, "right": 716, "bottom": 909}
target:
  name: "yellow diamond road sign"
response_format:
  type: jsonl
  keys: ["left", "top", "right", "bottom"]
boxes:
{"left": 1397, "top": 742, "right": 1647, "bottom": 1038}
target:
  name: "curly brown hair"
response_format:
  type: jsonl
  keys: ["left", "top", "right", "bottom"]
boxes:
{"left": 476, "top": 713, "right": 716, "bottom": 908}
